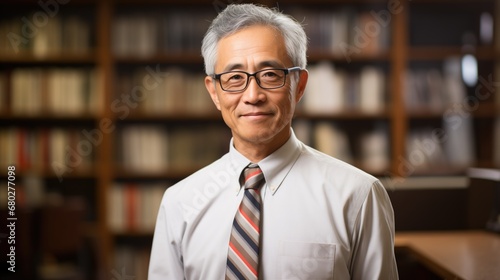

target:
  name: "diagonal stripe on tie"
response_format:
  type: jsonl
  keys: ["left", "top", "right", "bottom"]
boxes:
{"left": 239, "top": 205, "right": 259, "bottom": 233}
{"left": 233, "top": 216, "right": 259, "bottom": 253}
{"left": 227, "top": 259, "right": 245, "bottom": 280}
{"left": 244, "top": 190, "right": 261, "bottom": 212}
{"left": 226, "top": 163, "right": 265, "bottom": 280}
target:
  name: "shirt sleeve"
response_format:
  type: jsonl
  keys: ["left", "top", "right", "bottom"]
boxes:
{"left": 349, "top": 180, "right": 399, "bottom": 280}
{"left": 148, "top": 189, "right": 185, "bottom": 279}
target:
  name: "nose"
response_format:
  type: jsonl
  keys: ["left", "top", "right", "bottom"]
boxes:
{"left": 242, "top": 76, "right": 266, "bottom": 104}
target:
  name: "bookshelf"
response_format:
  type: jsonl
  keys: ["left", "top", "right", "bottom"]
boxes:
{"left": 404, "top": 0, "right": 499, "bottom": 175}
{"left": 1, "top": 0, "right": 499, "bottom": 279}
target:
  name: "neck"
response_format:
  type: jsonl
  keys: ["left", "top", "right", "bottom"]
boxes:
{"left": 233, "top": 129, "right": 291, "bottom": 163}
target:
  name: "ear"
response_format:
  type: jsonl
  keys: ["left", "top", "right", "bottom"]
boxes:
{"left": 205, "top": 75, "right": 221, "bottom": 111}
{"left": 295, "top": 69, "right": 308, "bottom": 103}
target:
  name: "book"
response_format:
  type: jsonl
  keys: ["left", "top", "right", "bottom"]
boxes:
{"left": 302, "top": 62, "right": 386, "bottom": 114}
{"left": 108, "top": 182, "right": 167, "bottom": 232}
{"left": 404, "top": 68, "right": 447, "bottom": 112}
{"left": 303, "top": 61, "right": 345, "bottom": 114}
{"left": 0, "top": 14, "right": 91, "bottom": 56}
{"left": 63, "top": 16, "right": 90, "bottom": 54}
{"left": 0, "top": 128, "right": 94, "bottom": 173}
{"left": 313, "top": 122, "right": 353, "bottom": 163}
{"left": 113, "top": 15, "right": 158, "bottom": 57}
{"left": 112, "top": 10, "right": 212, "bottom": 56}
{"left": 405, "top": 128, "right": 447, "bottom": 172}
{"left": 9, "top": 67, "right": 102, "bottom": 116}
{"left": 330, "top": 9, "right": 353, "bottom": 54}
{"left": 11, "top": 68, "right": 43, "bottom": 115}
{"left": 442, "top": 58, "right": 475, "bottom": 167}
{"left": 360, "top": 123, "right": 389, "bottom": 173}
{"left": 292, "top": 119, "right": 312, "bottom": 146}
{"left": 359, "top": 66, "right": 385, "bottom": 113}
{"left": 118, "top": 124, "right": 230, "bottom": 173}
{"left": 120, "top": 125, "right": 169, "bottom": 173}
{"left": 288, "top": 8, "right": 389, "bottom": 56}
{"left": 115, "top": 67, "right": 215, "bottom": 116}
{"left": 113, "top": 246, "right": 150, "bottom": 280}
{"left": 34, "top": 15, "right": 62, "bottom": 57}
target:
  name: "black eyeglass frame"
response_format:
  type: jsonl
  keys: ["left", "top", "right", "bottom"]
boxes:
{"left": 212, "top": 66, "right": 302, "bottom": 92}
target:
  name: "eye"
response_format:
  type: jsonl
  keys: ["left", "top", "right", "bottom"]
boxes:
{"left": 261, "top": 70, "right": 279, "bottom": 78}
{"left": 260, "top": 70, "right": 284, "bottom": 82}
{"left": 227, "top": 73, "right": 245, "bottom": 81}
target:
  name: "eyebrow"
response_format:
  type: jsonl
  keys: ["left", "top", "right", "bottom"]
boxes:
{"left": 221, "top": 60, "right": 286, "bottom": 72}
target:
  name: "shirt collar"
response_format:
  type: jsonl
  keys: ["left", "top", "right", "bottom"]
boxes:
{"left": 228, "top": 129, "right": 303, "bottom": 195}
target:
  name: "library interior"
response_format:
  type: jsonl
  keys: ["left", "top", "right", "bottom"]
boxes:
{"left": 0, "top": 0, "right": 499, "bottom": 279}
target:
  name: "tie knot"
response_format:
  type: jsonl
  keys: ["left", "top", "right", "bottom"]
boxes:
{"left": 242, "top": 164, "right": 265, "bottom": 190}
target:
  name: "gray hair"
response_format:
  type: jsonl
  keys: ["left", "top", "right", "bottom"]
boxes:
{"left": 201, "top": 4, "right": 308, "bottom": 76}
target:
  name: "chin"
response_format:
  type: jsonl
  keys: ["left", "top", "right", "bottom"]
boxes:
{"left": 242, "top": 131, "right": 276, "bottom": 144}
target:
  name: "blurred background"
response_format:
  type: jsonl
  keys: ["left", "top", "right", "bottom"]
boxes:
{"left": 0, "top": 0, "right": 499, "bottom": 279}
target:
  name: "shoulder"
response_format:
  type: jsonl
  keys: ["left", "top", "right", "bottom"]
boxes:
{"left": 163, "top": 153, "right": 234, "bottom": 202}
{"left": 293, "top": 144, "right": 392, "bottom": 234}
{"left": 293, "top": 143, "right": 385, "bottom": 210}
{"left": 298, "top": 144, "right": 378, "bottom": 187}
{"left": 159, "top": 152, "right": 239, "bottom": 226}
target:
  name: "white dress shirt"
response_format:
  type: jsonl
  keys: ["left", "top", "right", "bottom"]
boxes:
{"left": 148, "top": 130, "right": 398, "bottom": 279}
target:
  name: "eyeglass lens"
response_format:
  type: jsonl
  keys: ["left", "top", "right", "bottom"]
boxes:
{"left": 220, "top": 69, "right": 286, "bottom": 91}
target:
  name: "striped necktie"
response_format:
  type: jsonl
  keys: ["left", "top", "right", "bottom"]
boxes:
{"left": 226, "top": 163, "right": 265, "bottom": 280}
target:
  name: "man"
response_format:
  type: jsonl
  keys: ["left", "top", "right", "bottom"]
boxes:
{"left": 149, "top": 3, "right": 398, "bottom": 279}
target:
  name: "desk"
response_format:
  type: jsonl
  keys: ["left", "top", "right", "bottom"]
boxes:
{"left": 395, "top": 231, "right": 500, "bottom": 280}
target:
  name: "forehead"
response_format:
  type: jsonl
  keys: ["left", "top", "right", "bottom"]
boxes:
{"left": 215, "top": 25, "right": 290, "bottom": 72}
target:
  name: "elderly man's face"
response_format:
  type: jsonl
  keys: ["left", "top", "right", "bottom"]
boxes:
{"left": 205, "top": 25, "right": 307, "bottom": 154}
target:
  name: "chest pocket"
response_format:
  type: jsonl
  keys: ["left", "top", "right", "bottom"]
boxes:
{"left": 279, "top": 241, "right": 336, "bottom": 280}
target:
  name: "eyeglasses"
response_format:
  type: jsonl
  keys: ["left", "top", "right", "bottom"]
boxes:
{"left": 212, "top": 66, "right": 302, "bottom": 92}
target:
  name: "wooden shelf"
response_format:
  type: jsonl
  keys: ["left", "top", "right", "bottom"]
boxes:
{"left": 114, "top": 52, "right": 203, "bottom": 65}
{"left": 119, "top": 112, "right": 222, "bottom": 122}
{"left": 1, "top": 0, "right": 97, "bottom": 6}
{"left": 472, "top": 104, "right": 500, "bottom": 118}
{"left": 295, "top": 109, "right": 391, "bottom": 120}
{"left": 408, "top": 46, "right": 495, "bottom": 61}
{"left": 116, "top": 50, "right": 392, "bottom": 65}
{"left": 308, "top": 50, "right": 390, "bottom": 63}
{"left": 0, "top": 53, "right": 98, "bottom": 64}
{"left": 406, "top": 103, "right": 499, "bottom": 119}
{"left": 113, "top": 230, "right": 154, "bottom": 237}
{"left": 0, "top": 166, "right": 98, "bottom": 180}
{"left": 407, "top": 164, "right": 483, "bottom": 176}
{"left": 113, "top": 166, "right": 207, "bottom": 180}
{"left": 0, "top": 114, "right": 99, "bottom": 122}
{"left": 406, "top": 109, "right": 447, "bottom": 119}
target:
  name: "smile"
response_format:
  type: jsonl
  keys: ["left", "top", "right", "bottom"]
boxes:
{"left": 240, "top": 112, "right": 273, "bottom": 120}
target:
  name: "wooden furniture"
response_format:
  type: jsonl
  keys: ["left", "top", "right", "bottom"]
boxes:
{"left": 395, "top": 231, "right": 500, "bottom": 280}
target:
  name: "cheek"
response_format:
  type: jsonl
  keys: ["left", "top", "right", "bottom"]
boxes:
{"left": 275, "top": 95, "right": 295, "bottom": 120}
{"left": 218, "top": 95, "right": 240, "bottom": 116}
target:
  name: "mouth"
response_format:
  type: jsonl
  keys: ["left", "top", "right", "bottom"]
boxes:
{"left": 240, "top": 112, "right": 273, "bottom": 120}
